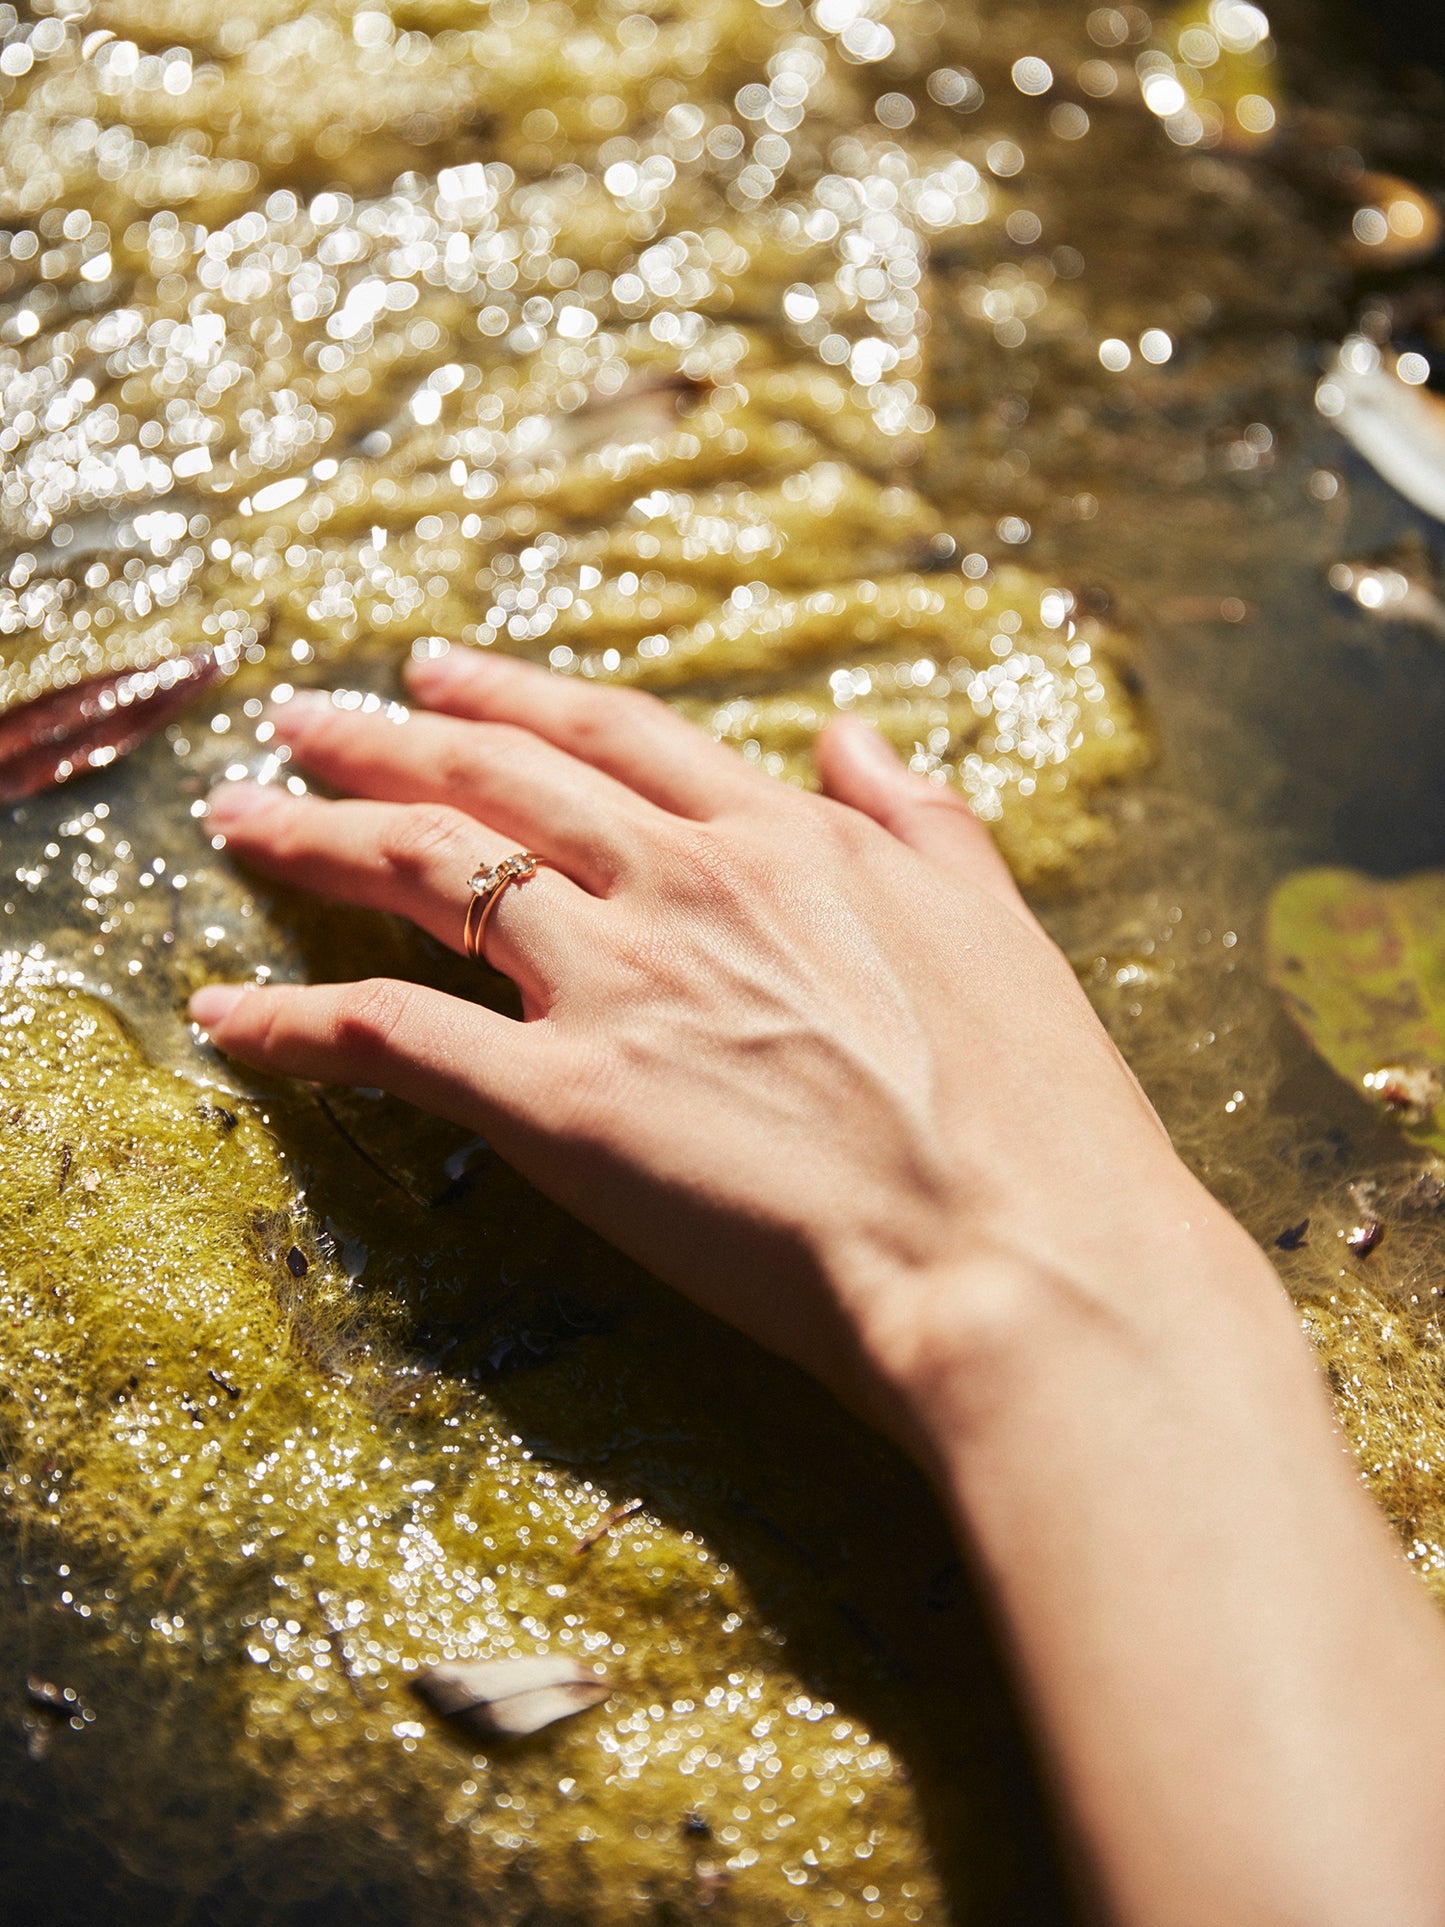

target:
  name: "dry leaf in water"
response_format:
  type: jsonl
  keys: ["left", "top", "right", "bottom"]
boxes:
{"left": 0, "top": 651, "right": 221, "bottom": 804}
{"left": 411, "top": 1654, "right": 610, "bottom": 1740}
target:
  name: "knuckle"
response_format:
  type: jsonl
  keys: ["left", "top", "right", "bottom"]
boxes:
{"left": 245, "top": 989, "right": 290, "bottom": 1052}
{"left": 813, "top": 793, "right": 884, "bottom": 855}
{"left": 568, "top": 683, "right": 667, "bottom": 753}
{"left": 294, "top": 702, "right": 349, "bottom": 757}
{"left": 332, "top": 977, "right": 413, "bottom": 1055}
{"left": 467, "top": 723, "right": 535, "bottom": 786}
{"left": 663, "top": 821, "right": 758, "bottom": 905}
{"left": 380, "top": 803, "right": 469, "bottom": 879}
{"left": 246, "top": 790, "right": 304, "bottom": 855}
{"left": 910, "top": 785, "right": 981, "bottom": 829}
{"left": 538, "top": 1040, "right": 620, "bottom": 1137}
{"left": 606, "top": 910, "right": 670, "bottom": 983}
{"left": 605, "top": 683, "right": 663, "bottom": 725}
{"left": 436, "top": 738, "right": 484, "bottom": 792}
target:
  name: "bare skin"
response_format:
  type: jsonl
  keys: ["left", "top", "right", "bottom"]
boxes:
{"left": 191, "top": 648, "right": 1445, "bottom": 1927}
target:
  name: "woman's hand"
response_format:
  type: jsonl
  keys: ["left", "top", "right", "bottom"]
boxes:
{"left": 191, "top": 648, "right": 1445, "bottom": 1927}
{"left": 193, "top": 646, "right": 1204, "bottom": 1441}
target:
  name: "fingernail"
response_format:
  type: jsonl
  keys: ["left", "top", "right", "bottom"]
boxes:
{"left": 190, "top": 984, "right": 248, "bottom": 1028}
{"left": 205, "top": 780, "right": 268, "bottom": 825}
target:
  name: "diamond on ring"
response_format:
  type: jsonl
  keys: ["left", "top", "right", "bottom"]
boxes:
{"left": 464, "top": 851, "right": 548, "bottom": 962}
{"left": 468, "top": 853, "right": 537, "bottom": 899}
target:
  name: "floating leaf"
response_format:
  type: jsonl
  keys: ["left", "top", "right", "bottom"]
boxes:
{"left": 0, "top": 650, "right": 221, "bottom": 804}
{"left": 411, "top": 1655, "right": 611, "bottom": 1740}
{"left": 1266, "top": 866, "right": 1445, "bottom": 1156}
{"left": 550, "top": 370, "right": 711, "bottom": 457}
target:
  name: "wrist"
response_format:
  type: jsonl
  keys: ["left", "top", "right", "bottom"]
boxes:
{"left": 838, "top": 1169, "right": 1290, "bottom": 1476}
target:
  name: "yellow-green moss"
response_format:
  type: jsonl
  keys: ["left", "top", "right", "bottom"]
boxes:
{"left": 0, "top": 959, "right": 1069, "bottom": 1920}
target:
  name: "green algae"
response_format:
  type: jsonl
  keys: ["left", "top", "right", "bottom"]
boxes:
{"left": 0, "top": 0, "right": 1153, "bottom": 885}
{"left": 0, "top": 959, "right": 1061, "bottom": 1920}
{"left": 0, "top": 10, "right": 1161, "bottom": 1899}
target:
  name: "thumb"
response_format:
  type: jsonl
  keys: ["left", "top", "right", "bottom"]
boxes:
{"left": 815, "top": 717, "right": 1036, "bottom": 920}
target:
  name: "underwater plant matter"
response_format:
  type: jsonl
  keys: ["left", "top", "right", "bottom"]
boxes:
{"left": 0, "top": 959, "right": 1020, "bottom": 1922}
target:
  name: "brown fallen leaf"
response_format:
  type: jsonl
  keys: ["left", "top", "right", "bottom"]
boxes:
{"left": 411, "top": 1654, "right": 610, "bottom": 1740}
{"left": 0, "top": 650, "right": 222, "bottom": 804}
{"left": 1362, "top": 1063, "right": 1445, "bottom": 1127}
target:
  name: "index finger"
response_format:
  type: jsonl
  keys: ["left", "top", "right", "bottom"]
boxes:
{"left": 405, "top": 648, "right": 760, "bottom": 821}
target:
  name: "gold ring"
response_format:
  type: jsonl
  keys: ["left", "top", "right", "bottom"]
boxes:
{"left": 464, "top": 852, "right": 551, "bottom": 963}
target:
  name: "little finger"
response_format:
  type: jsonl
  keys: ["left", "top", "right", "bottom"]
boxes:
{"left": 188, "top": 976, "right": 560, "bottom": 1136}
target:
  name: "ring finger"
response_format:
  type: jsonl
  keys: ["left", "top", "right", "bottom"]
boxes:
{"left": 206, "top": 780, "right": 590, "bottom": 1004}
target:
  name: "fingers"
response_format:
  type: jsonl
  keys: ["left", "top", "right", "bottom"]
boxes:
{"left": 206, "top": 781, "right": 589, "bottom": 1001}
{"left": 405, "top": 647, "right": 758, "bottom": 820}
{"left": 188, "top": 976, "right": 555, "bottom": 1136}
{"left": 270, "top": 690, "right": 661, "bottom": 893}
{"left": 816, "top": 717, "right": 1036, "bottom": 920}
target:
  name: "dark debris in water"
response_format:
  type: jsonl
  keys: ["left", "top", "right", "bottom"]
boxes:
{"left": 23, "top": 1679, "right": 93, "bottom": 1761}
{"left": 572, "top": 1498, "right": 644, "bottom": 1557}
{"left": 1345, "top": 1218, "right": 1386, "bottom": 1257}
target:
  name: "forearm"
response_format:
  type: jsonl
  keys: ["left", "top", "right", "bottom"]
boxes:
{"left": 876, "top": 1183, "right": 1445, "bottom": 1927}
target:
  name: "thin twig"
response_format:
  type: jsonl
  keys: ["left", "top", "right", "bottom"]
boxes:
{"left": 572, "top": 1498, "right": 643, "bottom": 1556}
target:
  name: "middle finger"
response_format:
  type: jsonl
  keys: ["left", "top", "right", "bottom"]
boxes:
{"left": 270, "top": 689, "right": 659, "bottom": 893}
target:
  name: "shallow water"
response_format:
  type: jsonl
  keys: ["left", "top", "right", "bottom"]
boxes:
{"left": 2, "top": 0, "right": 1445, "bottom": 1920}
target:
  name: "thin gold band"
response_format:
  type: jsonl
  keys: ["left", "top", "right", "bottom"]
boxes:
{"left": 464, "top": 852, "right": 551, "bottom": 963}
